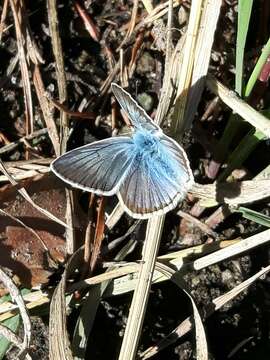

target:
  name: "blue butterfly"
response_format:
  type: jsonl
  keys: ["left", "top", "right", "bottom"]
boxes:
{"left": 51, "top": 84, "right": 194, "bottom": 219}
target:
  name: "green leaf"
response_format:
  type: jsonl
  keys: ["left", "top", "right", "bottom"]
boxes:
{"left": 236, "top": 0, "right": 254, "bottom": 96}
{"left": 236, "top": 207, "right": 270, "bottom": 228}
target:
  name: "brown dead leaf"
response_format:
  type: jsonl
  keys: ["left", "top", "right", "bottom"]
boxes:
{"left": 0, "top": 174, "right": 67, "bottom": 291}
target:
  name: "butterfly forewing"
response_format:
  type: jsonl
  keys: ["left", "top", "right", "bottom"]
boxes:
{"left": 111, "top": 83, "right": 160, "bottom": 133}
{"left": 118, "top": 134, "right": 194, "bottom": 219}
{"left": 51, "top": 84, "right": 194, "bottom": 219}
{"left": 51, "top": 136, "right": 134, "bottom": 195}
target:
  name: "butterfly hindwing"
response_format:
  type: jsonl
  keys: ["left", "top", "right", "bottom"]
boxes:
{"left": 51, "top": 136, "right": 134, "bottom": 195}
{"left": 111, "top": 83, "right": 160, "bottom": 133}
{"left": 158, "top": 134, "right": 193, "bottom": 185}
{"left": 118, "top": 134, "right": 194, "bottom": 219}
{"left": 51, "top": 84, "right": 194, "bottom": 218}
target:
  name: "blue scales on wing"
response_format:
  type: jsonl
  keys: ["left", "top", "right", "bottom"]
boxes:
{"left": 118, "top": 134, "right": 194, "bottom": 219}
{"left": 111, "top": 83, "right": 160, "bottom": 133}
{"left": 51, "top": 136, "right": 134, "bottom": 196}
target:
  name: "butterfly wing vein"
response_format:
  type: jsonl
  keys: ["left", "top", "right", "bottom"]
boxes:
{"left": 51, "top": 137, "right": 134, "bottom": 195}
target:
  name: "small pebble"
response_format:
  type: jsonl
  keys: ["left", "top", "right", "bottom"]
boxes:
{"left": 137, "top": 93, "right": 154, "bottom": 112}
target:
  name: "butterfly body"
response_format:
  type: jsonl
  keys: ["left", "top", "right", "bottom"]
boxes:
{"left": 51, "top": 84, "right": 194, "bottom": 219}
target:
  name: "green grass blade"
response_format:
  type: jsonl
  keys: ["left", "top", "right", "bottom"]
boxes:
{"left": 211, "top": 0, "right": 253, "bottom": 171}
{"left": 0, "top": 315, "right": 21, "bottom": 359}
{"left": 236, "top": 0, "right": 254, "bottom": 96}
{"left": 236, "top": 206, "right": 270, "bottom": 228}
{"left": 245, "top": 35, "right": 270, "bottom": 98}
{"left": 218, "top": 128, "right": 266, "bottom": 182}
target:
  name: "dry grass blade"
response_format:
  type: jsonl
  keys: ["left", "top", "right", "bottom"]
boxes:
{"left": 33, "top": 66, "right": 60, "bottom": 156}
{"left": 47, "top": 0, "right": 75, "bottom": 254}
{"left": 0, "top": 241, "right": 237, "bottom": 324}
{"left": 119, "top": 0, "right": 139, "bottom": 48}
{"left": 71, "top": 237, "right": 138, "bottom": 359}
{"left": 0, "top": 159, "right": 67, "bottom": 228}
{"left": 141, "top": 0, "right": 153, "bottom": 13}
{"left": 155, "top": 36, "right": 185, "bottom": 126}
{"left": 105, "top": 202, "right": 125, "bottom": 230}
{"left": 0, "top": 0, "right": 8, "bottom": 42}
{"left": 69, "top": 240, "right": 236, "bottom": 293}
{"left": 155, "top": 262, "right": 208, "bottom": 360}
{"left": 141, "top": 264, "right": 270, "bottom": 359}
{"left": 213, "top": 264, "right": 270, "bottom": 310}
{"left": 0, "top": 162, "right": 50, "bottom": 182}
{"left": 118, "top": 216, "right": 165, "bottom": 360}
{"left": 118, "top": 3, "right": 175, "bottom": 358}
{"left": 9, "top": 0, "right": 34, "bottom": 135}
{"left": 0, "top": 266, "right": 31, "bottom": 358}
{"left": 0, "top": 290, "right": 49, "bottom": 321}
{"left": 207, "top": 75, "right": 270, "bottom": 138}
{"left": 0, "top": 128, "right": 48, "bottom": 155}
{"left": 49, "top": 247, "right": 84, "bottom": 360}
{"left": 143, "top": 0, "right": 179, "bottom": 24}
{"left": 47, "top": 0, "right": 68, "bottom": 154}
{"left": 191, "top": 179, "right": 270, "bottom": 207}
{"left": 185, "top": 0, "right": 222, "bottom": 131}
{"left": 65, "top": 189, "right": 76, "bottom": 254}
{"left": 154, "top": 0, "right": 180, "bottom": 126}
{"left": 194, "top": 228, "right": 270, "bottom": 270}
{"left": 171, "top": 0, "right": 203, "bottom": 136}
{"left": 105, "top": 242, "right": 237, "bottom": 298}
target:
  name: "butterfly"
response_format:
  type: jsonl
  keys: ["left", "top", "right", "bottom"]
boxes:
{"left": 51, "top": 84, "right": 194, "bottom": 219}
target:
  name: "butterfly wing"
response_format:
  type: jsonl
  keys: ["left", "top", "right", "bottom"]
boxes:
{"left": 118, "top": 134, "right": 193, "bottom": 219}
{"left": 111, "top": 83, "right": 160, "bottom": 133}
{"left": 51, "top": 136, "right": 134, "bottom": 195}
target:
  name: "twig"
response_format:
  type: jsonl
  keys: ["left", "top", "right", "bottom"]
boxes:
{"left": 0, "top": 128, "right": 48, "bottom": 155}
{"left": 74, "top": 1, "right": 100, "bottom": 42}
{"left": 177, "top": 209, "right": 218, "bottom": 238}
{"left": 0, "top": 208, "right": 48, "bottom": 252}
{"left": 0, "top": 159, "right": 67, "bottom": 228}
{"left": 118, "top": 0, "right": 139, "bottom": 49}
{"left": 0, "top": 0, "right": 8, "bottom": 42}
{"left": 48, "top": 96, "right": 95, "bottom": 119}
{"left": 9, "top": 0, "right": 34, "bottom": 135}
{"left": 47, "top": 0, "right": 75, "bottom": 254}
